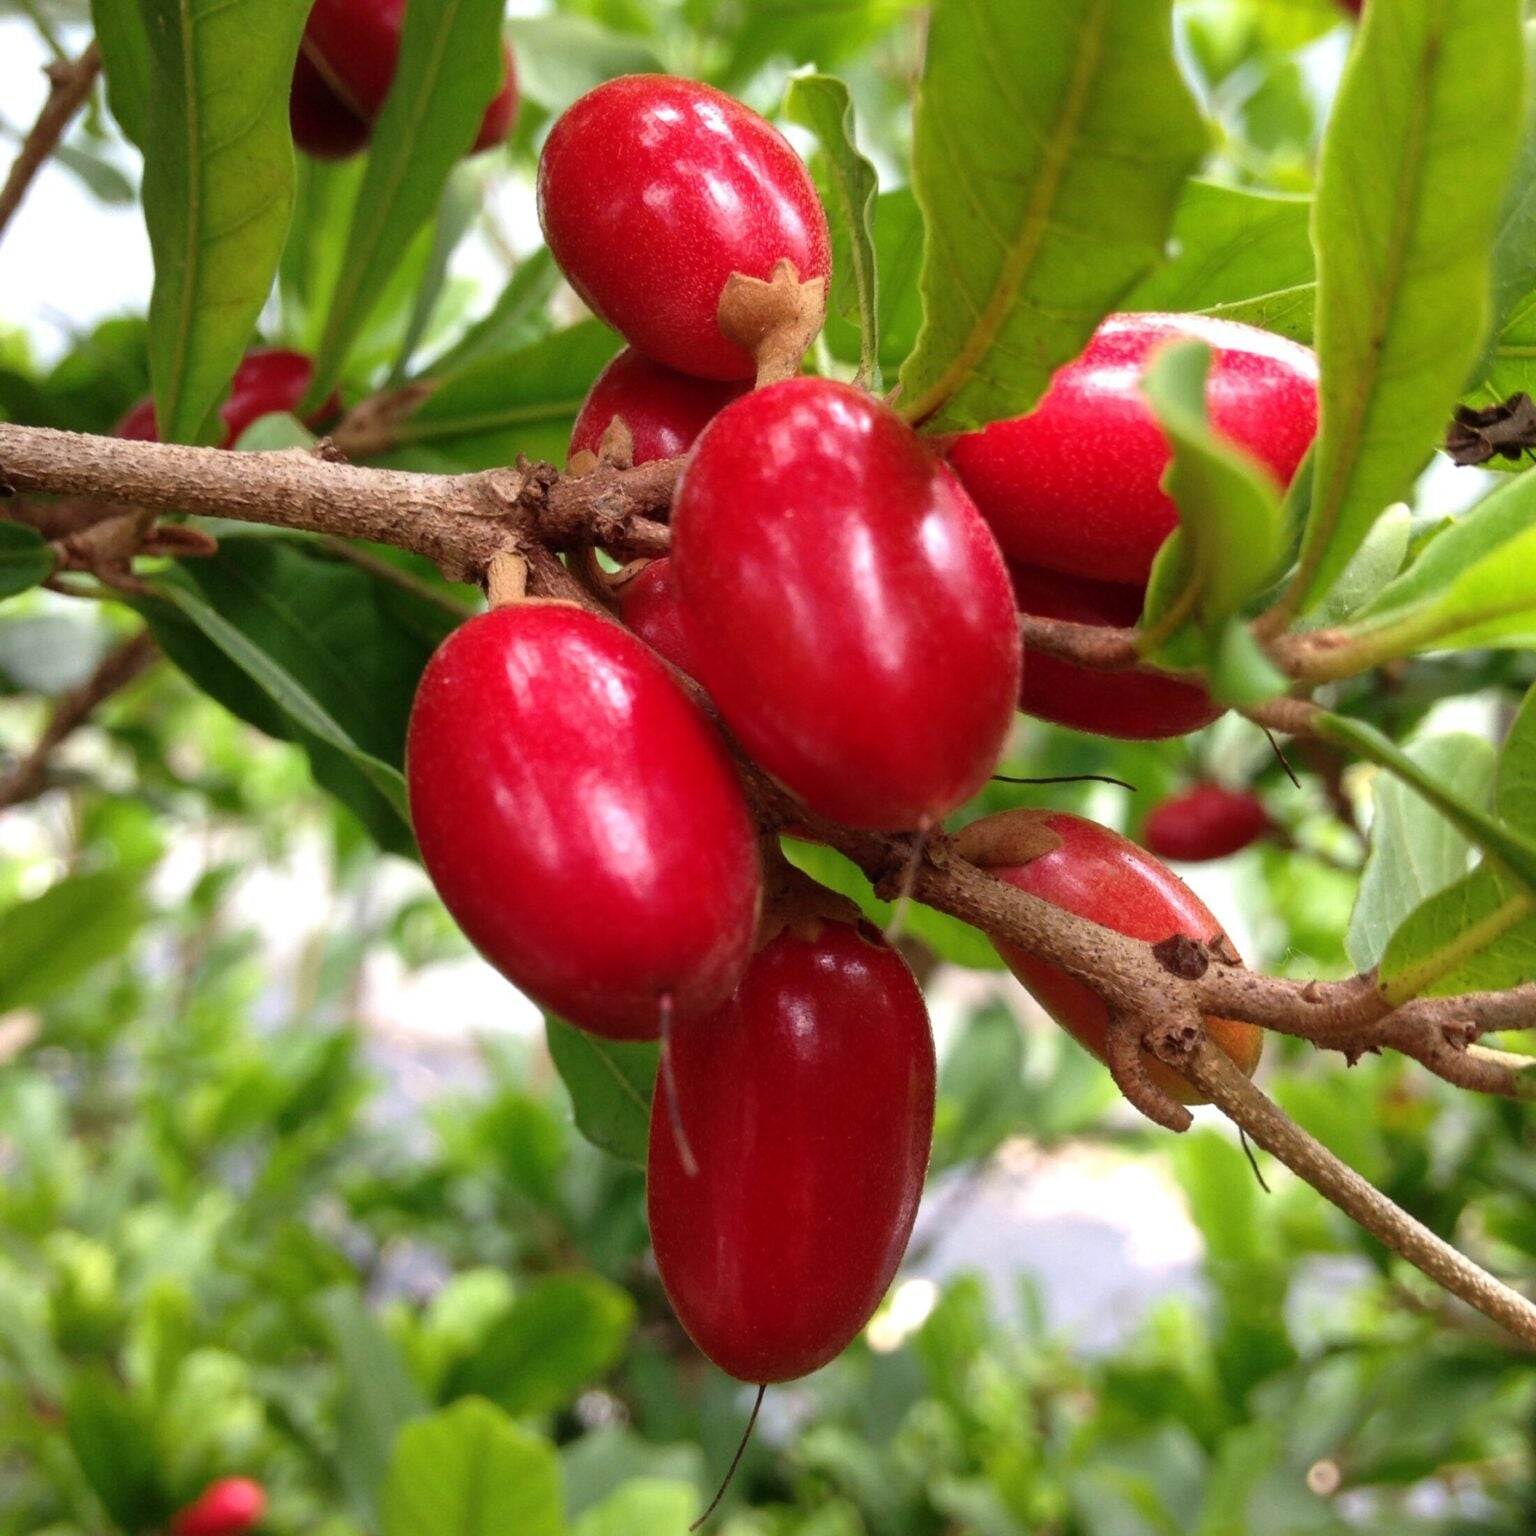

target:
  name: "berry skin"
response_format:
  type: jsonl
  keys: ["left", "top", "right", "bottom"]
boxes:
{"left": 170, "top": 1478, "right": 267, "bottom": 1536}
{"left": 538, "top": 76, "right": 831, "bottom": 380}
{"left": 1143, "top": 785, "right": 1271, "bottom": 863}
{"left": 1009, "top": 562, "right": 1223, "bottom": 740}
{"left": 569, "top": 348, "right": 749, "bottom": 468}
{"left": 947, "top": 313, "right": 1318, "bottom": 586}
{"left": 291, "top": 0, "right": 517, "bottom": 160}
{"left": 958, "top": 810, "right": 1263, "bottom": 1106}
{"left": 405, "top": 603, "right": 761, "bottom": 1040}
{"left": 672, "top": 377, "right": 1021, "bottom": 831}
{"left": 115, "top": 350, "right": 336, "bottom": 447}
{"left": 617, "top": 559, "right": 696, "bottom": 678}
{"left": 648, "top": 920, "right": 935, "bottom": 1384}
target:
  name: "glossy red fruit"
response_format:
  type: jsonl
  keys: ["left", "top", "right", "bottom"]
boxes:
{"left": 649, "top": 919, "right": 935, "bottom": 1383}
{"left": 672, "top": 378, "right": 1021, "bottom": 830}
{"left": 406, "top": 603, "right": 761, "bottom": 1039}
{"left": 569, "top": 348, "right": 749, "bottom": 468}
{"left": 292, "top": 0, "right": 517, "bottom": 160}
{"left": 538, "top": 76, "right": 831, "bottom": 380}
{"left": 948, "top": 314, "right": 1318, "bottom": 585}
{"left": 617, "top": 559, "right": 696, "bottom": 677}
{"left": 171, "top": 1478, "right": 267, "bottom": 1536}
{"left": 115, "top": 350, "right": 335, "bottom": 447}
{"left": 1143, "top": 785, "right": 1271, "bottom": 863}
{"left": 958, "top": 810, "right": 1263, "bottom": 1106}
{"left": 1009, "top": 562, "right": 1223, "bottom": 740}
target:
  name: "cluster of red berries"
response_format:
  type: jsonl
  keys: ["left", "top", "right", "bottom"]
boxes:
{"left": 402, "top": 73, "right": 1315, "bottom": 1385}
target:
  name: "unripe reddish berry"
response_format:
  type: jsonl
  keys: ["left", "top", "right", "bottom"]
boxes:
{"left": 291, "top": 0, "right": 517, "bottom": 160}
{"left": 171, "top": 1478, "right": 267, "bottom": 1536}
{"left": 1009, "top": 562, "right": 1223, "bottom": 740}
{"left": 538, "top": 76, "right": 831, "bottom": 380}
{"left": 672, "top": 377, "right": 1021, "bottom": 830}
{"left": 648, "top": 919, "right": 935, "bottom": 1383}
{"left": 406, "top": 603, "right": 761, "bottom": 1039}
{"left": 115, "top": 350, "right": 336, "bottom": 447}
{"left": 958, "top": 810, "right": 1263, "bottom": 1106}
{"left": 1143, "top": 785, "right": 1270, "bottom": 863}
{"left": 569, "top": 349, "right": 748, "bottom": 468}
{"left": 617, "top": 559, "right": 695, "bottom": 678}
{"left": 948, "top": 314, "right": 1318, "bottom": 586}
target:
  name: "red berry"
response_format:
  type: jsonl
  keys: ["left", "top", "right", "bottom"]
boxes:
{"left": 648, "top": 919, "right": 935, "bottom": 1383}
{"left": 617, "top": 559, "right": 696, "bottom": 678}
{"left": 115, "top": 350, "right": 336, "bottom": 447}
{"left": 1143, "top": 784, "right": 1270, "bottom": 863}
{"left": 569, "top": 348, "right": 749, "bottom": 468}
{"left": 291, "top": 0, "right": 517, "bottom": 159}
{"left": 1009, "top": 562, "right": 1223, "bottom": 740}
{"left": 672, "top": 378, "right": 1021, "bottom": 830}
{"left": 947, "top": 314, "right": 1318, "bottom": 586}
{"left": 405, "top": 603, "right": 761, "bottom": 1040}
{"left": 958, "top": 810, "right": 1263, "bottom": 1106}
{"left": 538, "top": 76, "right": 831, "bottom": 380}
{"left": 171, "top": 1478, "right": 267, "bottom": 1536}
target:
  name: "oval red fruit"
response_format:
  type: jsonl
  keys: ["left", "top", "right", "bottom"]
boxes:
{"left": 1143, "top": 784, "right": 1270, "bottom": 863}
{"left": 570, "top": 348, "right": 748, "bottom": 468}
{"left": 948, "top": 314, "right": 1318, "bottom": 585}
{"left": 617, "top": 559, "right": 696, "bottom": 678}
{"left": 1009, "top": 562, "right": 1223, "bottom": 740}
{"left": 171, "top": 1478, "right": 267, "bottom": 1536}
{"left": 959, "top": 809, "right": 1263, "bottom": 1106}
{"left": 649, "top": 919, "right": 935, "bottom": 1383}
{"left": 538, "top": 76, "right": 831, "bottom": 380}
{"left": 672, "top": 378, "right": 1021, "bottom": 830}
{"left": 406, "top": 603, "right": 761, "bottom": 1039}
{"left": 115, "top": 350, "right": 335, "bottom": 447}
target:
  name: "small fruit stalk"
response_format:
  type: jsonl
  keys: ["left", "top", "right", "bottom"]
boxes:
{"left": 648, "top": 905, "right": 935, "bottom": 1384}
{"left": 1143, "top": 784, "right": 1271, "bottom": 863}
{"left": 958, "top": 809, "right": 1263, "bottom": 1106}
{"left": 170, "top": 1478, "right": 267, "bottom": 1536}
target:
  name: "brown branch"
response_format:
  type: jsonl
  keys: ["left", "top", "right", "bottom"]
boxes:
{"left": 1161, "top": 1034, "right": 1536, "bottom": 1348}
{"left": 0, "top": 629, "right": 158, "bottom": 808}
{"left": 0, "top": 39, "right": 102, "bottom": 246}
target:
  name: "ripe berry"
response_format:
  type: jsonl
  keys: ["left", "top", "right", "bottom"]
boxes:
{"left": 538, "top": 76, "right": 831, "bottom": 380}
{"left": 115, "top": 350, "right": 335, "bottom": 447}
{"left": 405, "top": 603, "right": 761, "bottom": 1039}
{"left": 171, "top": 1478, "right": 267, "bottom": 1536}
{"left": 672, "top": 377, "right": 1021, "bottom": 830}
{"left": 1143, "top": 785, "right": 1271, "bottom": 863}
{"left": 291, "top": 0, "right": 517, "bottom": 160}
{"left": 648, "top": 919, "right": 935, "bottom": 1383}
{"left": 569, "top": 348, "right": 748, "bottom": 468}
{"left": 947, "top": 314, "right": 1318, "bottom": 586}
{"left": 617, "top": 559, "right": 696, "bottom": 678}
{"left": 1009, "top": 562, "right": 1222, "bottom": 740}
{"left": 958, "top": 809, "right": 1263, "bottom": 1106}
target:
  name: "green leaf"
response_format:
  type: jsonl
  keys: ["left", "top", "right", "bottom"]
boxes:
{"left": 310, "top": 0, "right": 509, "bottom": 404}
{"left": 784, "top": 73, "right": 881, "bottom": 389}
{"left": 0, "top": 522, "right": 55, "bottom": 599}
{"left": 91, "top": 0, "right": 151, "bottom": 149}
{"left": 1137, "top": 341, "right": 1288, "bottom": 650}
{"left": 504, "top": 13, "right": 663, "bottom": 115}
{"left": 135, "top": 0, "right": 311, "bottom": 443}
{"left": 0, "top": 869, "right": 145, "bottom": 1014}
{"left": 443, "top": 1274, "right": 636, "bottom": 1416}
{"left": 1345, "top": 733, "right": 1496, "bottom": 970}
{"left": 545, "top": 1016, "right": 657, "bottom": 1165}
{"left": 573, "top": 1480, "right": 698, "bottom": 1536}
{"left": 390, "top": 169, "right": 482, "bottom": 385}
{"left": 323, "top": 1288, "right": 428, "bottom": 1524}
{"left": 1122, "top": 180, "right": 1314, "bottom": 330}
{"left": 1286, "top": 0, "right": 1526, "bottom": 612}
{"left": 426, "top": 249, "right": 560, "bottom": 378}
{"left": 1300, "top": 502, "right": 1411, "bottom": 630}
{"left": 823, "top": 188, "right": 925, "bottom": 377}
{"left": 393, "top": 321, "right": 616, "bottom": 468}
{"left": 64, "top": 1370, "right": 166, "bottom": 1531}
{"left": 897, "top": 0, "right": 1206, "bottom": 432}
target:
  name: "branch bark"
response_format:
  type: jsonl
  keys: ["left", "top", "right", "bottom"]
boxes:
{"left": 0, "top": 39, "right": 102, "bottom": 246}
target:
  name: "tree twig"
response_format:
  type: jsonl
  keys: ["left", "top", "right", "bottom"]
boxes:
{"left": 0, "top": 39, "right": 102, "bottom": 246}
